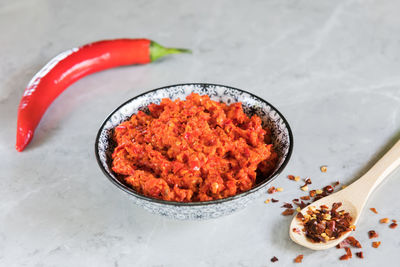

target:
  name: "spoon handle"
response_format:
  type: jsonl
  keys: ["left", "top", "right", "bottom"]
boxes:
{"left": 350, "top": 139, "right": 400, "bottom": 206}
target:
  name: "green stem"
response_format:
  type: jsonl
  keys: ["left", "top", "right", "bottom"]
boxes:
{"left": 150, "top": 41, "right": 192, "bottom": 62}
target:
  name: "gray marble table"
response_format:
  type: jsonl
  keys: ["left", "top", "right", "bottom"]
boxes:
{"left": 1, "top": 0, "right": 399, "bottom": 266}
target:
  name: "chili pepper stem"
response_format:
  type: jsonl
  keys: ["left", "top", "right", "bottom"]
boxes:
{"left": 150, "top": 41, "right": 191, "bottom": 62}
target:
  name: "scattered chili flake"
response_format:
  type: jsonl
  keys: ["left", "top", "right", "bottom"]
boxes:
{"left": 372, "top": 241, "right": 381, "bottom": 248}
{"left": 380, "top": 218, "right": 389, "bottom": 224}
{"left": 264, "top": 199, "right": 270, "bottom": 204}
{"left": 309, "top": 190, "right": 316, "bottom": 197}
{"left": 268, "top": 186, "right": 276, "bottom": 194}
{"left": 282, "top": 208, "right": 295, "bottom": 216}
{"left": 369, "top": 208, "right": 378, "bottom": 214}
{"left": 332, "top": 181, "right": 340, "bottom": 187}
{"left": 300, "top": 195, "right": 310, "bottom": 200}
{"left": 393, "top": 219, "right": 397, "bottom": 223}
{"left": 288, "top": 175, "right": 295, "bottom": 180}
{"left": 320, "top": 166, "right": 327, "bottom": 172}
{"left": 323, "top": 185, "right": 334, "bottom": 194}
{"left": 300, "top": 185, "right": 309, "bottom": 191}
{"left": 294, "top": 255, "right": 303, "bottom": 263}
{"left": 355, "top": 252, "right": 364, "bottom": 259}
{"left": 339, "top": 255, "right": 350, "bottom": 261}
{"left": 271, "top": 198, "right": 279, "bottom": 203}
{"left": 389, "top": 223, "right": 398, "bottom": 229}
{"left": 305, "top": 178, "right": 312, "bottom": 185}
{"left": 276, "top": 187, "right": 284, "bottom": 192}
{"left": 270, "top": 256, "right": 278, "bottom": 263}
{"left": 298, "top": 202, "right": 354, "bottom": 243}
{"left": 368, "top": 230, "right": 378, "bottom": 239}
{"left": 282, "top": 202, "right": 293, "bottom": 209}
{"left": 337, "top": 239, "right": 350, "bottom": 248}
{"left": 345, "top": 247, "right": 352, "bottom": 258}
{"left": 292, "top": 199, "right": 308, "bottom": 209}
{"left": 346, "top": 236, "right": 362, "bottom": 248}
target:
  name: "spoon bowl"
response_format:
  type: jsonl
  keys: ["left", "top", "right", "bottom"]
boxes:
{"left": 289, "top": 139, "right": 400, "bottom": 250}
{"left": 289, "top": 193, "right": 358, "bottom": 250}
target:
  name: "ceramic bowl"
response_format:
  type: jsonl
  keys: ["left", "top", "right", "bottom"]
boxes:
{"left": 95, "top": 83, "right": 293, "bottom": 220}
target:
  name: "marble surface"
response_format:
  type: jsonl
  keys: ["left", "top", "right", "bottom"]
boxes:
{"left": 1, "top": 0, "right": 400, "bottom": 266}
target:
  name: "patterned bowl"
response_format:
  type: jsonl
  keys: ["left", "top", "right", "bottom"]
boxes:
{"left": 95, "top": 83, "right": 293, "bottom": 220}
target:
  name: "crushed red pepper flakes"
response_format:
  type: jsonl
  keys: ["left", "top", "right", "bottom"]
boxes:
{"left": 368, "top": 230, "right": 378, "bottom": 239}
{"left": 393, "top": 219, "right": 397, "bottom": 223}
{"left": 288, "top": 175, "right": 295, "bottom": 180}
{"left": 355, "top": 252, "right": 364, "bottom": 259}
{"left": 345, "top": 247, "right": 352, "bottom": 258}
{"left": 268, "top": 186, "right": 277, "bottom": 194}
{"left": 300, "top": 195, "right": 310, "bottom": 200}
{"left": 270, "top": 256, "right": 278, "bottom": 263}
{"left": 389, "top": 223, "right": 398, "bottom": 229}
{"left": 300, "top": 185, "right": 309, "bottom": 191}
{"left": 271, "top": 198, "right": 279, "bottom": 203}
{"left": 294, "top": 255, "right": 303, "bottom": 263}
{"left": 380, "top": 218, "right": 390, "bottom": 224}
{"left": 281, "top": 202, "right": 293, "bottom": 209}
{"left": 337, "top": 239, "right": 350, "bottom": 249}
{"left": 332, "top": 181, "right": 340, "bottom": 187}
{"left": 372, "top": 241, "right": 381, "bottom": 248}
{"left": 346, "top": 236, "right": 362, "bottom": 248}
{"left": 298, "top": 202, "right": 354, "bottom": 243}
{"left": 320, "top": 165, "right": 327, "bottom": 172}
{"left": 339, "top": 255, "right": 350, "bottom": 261}
{"left": 282, "top": 208, "right": 295, "bottom": 216}
{"left": 369, "top": 208, "right": 378, "bottom": 214}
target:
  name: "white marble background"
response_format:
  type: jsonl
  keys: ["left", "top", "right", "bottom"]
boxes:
{"left": 1, "top": 0, "right": 400, "bottom": 266}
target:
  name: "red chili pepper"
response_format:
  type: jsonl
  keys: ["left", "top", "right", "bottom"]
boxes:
{"left": 16, "top": 38, "right": 191, "bottom": 152}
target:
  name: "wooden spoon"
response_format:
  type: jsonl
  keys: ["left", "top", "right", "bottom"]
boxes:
{"left": 289, "top": 139, "right": 400, "bottom": 250}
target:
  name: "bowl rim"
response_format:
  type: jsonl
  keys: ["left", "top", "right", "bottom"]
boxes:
{"left": 95, "top": 83, "right": 294, "bottom": 206}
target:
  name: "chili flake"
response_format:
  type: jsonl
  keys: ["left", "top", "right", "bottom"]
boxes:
{"left": 368, "top": 230, "right": 378, "bottom": 239}
{"left": 271, "top": 198, "right": 279, "bottom": 203}
{"left": 369, "top": 208, "right": 378, "bottom": 214}
{"left": 380, "top": 218, "right": 390, "bottom": 224}
{"left": 300, "top": 185, "right": 309, "bottom": 191}
{"left": 320, "top": 165, "right": 327, "bottom": 172}
{"left": 282, "top": 208, "right": 295, "bottom": 216}
{"left": 355, "top": 252, "right": 364, "bottom": 259}
{"left": 294, "top": 255, "right": 303, "bottom": 263}
{"left": 389, "top": 223, "right": 397, "bottom": 229}
{"left": 346, "top": 236, "right": 362, "bottom": 248}
{"left": 372, "top": 241, "right": 381, "bottom": 248}
{"left": 268, "top": 186, "right": 277, "bottom": 194}
{"left": 270, "top": 256, "right": 278, "bottom": 263}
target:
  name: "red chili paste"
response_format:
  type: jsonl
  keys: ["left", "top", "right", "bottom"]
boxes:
{"left": 111, "top": 93, "right": 277, "bottom": 202}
